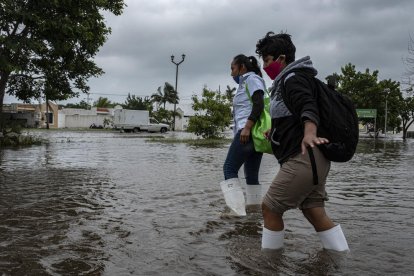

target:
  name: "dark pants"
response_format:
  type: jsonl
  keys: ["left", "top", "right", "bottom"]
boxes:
{"left": 223, "top": 130, "right": 263, "bottom": 184}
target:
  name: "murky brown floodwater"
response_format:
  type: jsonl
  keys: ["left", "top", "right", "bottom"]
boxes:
{"left": 0, "top": 130, "right": 413, "bottom": 275}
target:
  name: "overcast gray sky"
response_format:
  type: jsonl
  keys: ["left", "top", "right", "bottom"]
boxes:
{"left": 4, "top": 0, "right": 414, "bottom": 107}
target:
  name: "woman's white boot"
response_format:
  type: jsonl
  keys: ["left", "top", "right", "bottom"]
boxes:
{"left": 317, "top": 224, "right": 350, "bottom": 251}
{"left": 220, "top": 178, "right": 246, "bottom": 216}
{"left": 245, "top": 184, "right": 262, "bottom": 206}
{"left": 261, "top": 227, "right": 284, "bottom": 250}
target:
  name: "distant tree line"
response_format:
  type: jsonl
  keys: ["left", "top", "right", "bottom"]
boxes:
{"left": 326, "top": 62, "right": 414, "bottom": 139}
{"left": 62, "top": 82, "right": 181, "bottom": 126}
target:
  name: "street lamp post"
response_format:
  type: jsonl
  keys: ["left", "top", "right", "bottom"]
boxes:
{"left": 384, "top": 88, "right": 390, "bottom": 137}
{"left": 170, "top": 54, "right": 185, "bottom": 131}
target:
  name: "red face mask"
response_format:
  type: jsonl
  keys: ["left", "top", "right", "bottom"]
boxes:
{"left": 264, "top": 61, "right": 283, "bottom": 80}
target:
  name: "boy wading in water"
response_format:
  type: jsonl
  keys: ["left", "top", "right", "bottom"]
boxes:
{"left": 256, "top": 32, "right": 349, "bottom": 251}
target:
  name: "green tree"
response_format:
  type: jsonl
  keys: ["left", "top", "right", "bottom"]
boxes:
{"left": 188, "top": 87, "right": 232, "bottom": 139}
{"left": 399, "top": 34, "right": 414, "bottom": 139}
{"left": 378, "top": 79, "right": 402, "bottom": 133}
{"left": 336, "top": 63, "right": 380, "bottom": 107}
{"left": 225, "top": 85, "right": 236, "bottom": 103}
{"left": 399, "top": 96, "right": 414, "bottom": 139}
{"left": 151, "top": 107, "right": 177, "bottom": 126}
{"left": 0, "top": 0, "right": 125, "bottom": 114}
{"left": 336, "top": 63, "right": 402, "bottom": 134}
{"left": 123, "top": 94, "right": 152, "bottom": 111}
{"left": 65, "top": 100, "right": 90, "bottom": 109}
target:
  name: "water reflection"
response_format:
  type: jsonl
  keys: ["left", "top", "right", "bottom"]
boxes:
{"left": 0, "top": 131, "right": 413, "bottom": 275}
{"left": 0, "top": 167, "right": 116, "bottom": 275}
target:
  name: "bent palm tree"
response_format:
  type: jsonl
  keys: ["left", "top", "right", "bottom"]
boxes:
{"left": 225, "top": 85, "right": 236, "bottom": 103}
{"left": 151, "top": 82, "right": 179, "bottom": 110}
{"left": 151, "top": 86, "right": 165, "bottom": 110}
{"left": 163, "top": 82, "right": 179, "bottom": 107}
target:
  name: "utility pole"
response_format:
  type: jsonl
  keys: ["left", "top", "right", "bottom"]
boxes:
{"left": 170, "top": 54, "right": 185, "bottom": 131}
{"left": 86, "top": 93, "right": 91, "bottom": 109}
{"left": 45, "top": 96, "right": 49, "bottom": 129}
{"left": 384, "top": 88, "right": 390, "bottom": 137}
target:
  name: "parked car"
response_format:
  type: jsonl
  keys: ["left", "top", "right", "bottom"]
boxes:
{"left": 142, "top": 118, "right": 170, "bottom": 133}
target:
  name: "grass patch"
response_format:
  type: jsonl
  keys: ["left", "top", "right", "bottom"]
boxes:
{"left": 0, "top": 133, "right": 46, "bottom": 147}
{"left": 1, "top": 124, "right": 47, "bottom": 148}
{"left": 120, "top": 135, "right": 164, "bottom": 139}
{"left": 32, "top": 127, "right": 115, "bottom": 132}
{"left": 146, "top": 137, "right": 232, "bottom": 146}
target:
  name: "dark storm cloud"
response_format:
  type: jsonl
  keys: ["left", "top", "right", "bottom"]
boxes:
{"left": 293, "top": 0, "right": 412, "bottom": 81}
{"left": 4, "top": 0, "right": 414, "bottom": 104}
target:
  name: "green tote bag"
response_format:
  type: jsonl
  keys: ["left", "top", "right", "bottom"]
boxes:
{"left": 245, "top": 84, "right": 273, "bottom": 154}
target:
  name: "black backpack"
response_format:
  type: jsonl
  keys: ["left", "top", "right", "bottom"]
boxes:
{"left": 281, "top": 73, "right": 359, "bottom": 162}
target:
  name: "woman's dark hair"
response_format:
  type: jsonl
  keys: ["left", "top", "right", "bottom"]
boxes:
{"left": 233, "top": 54, "right": 262, "bottom": 77}
{"left": 255, "top": 31, "right": 296, "bottom": 64}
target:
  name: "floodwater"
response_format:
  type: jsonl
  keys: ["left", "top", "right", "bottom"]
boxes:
{"left": 0, "top": 130, "right": 413, "bottom": 275}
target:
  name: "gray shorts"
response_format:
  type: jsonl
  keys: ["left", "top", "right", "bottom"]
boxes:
{"left": 263, "top": 147, "right": 331, "bottom": 214}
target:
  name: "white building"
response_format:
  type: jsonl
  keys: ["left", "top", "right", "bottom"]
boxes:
{"left": 174, "top": 104, "right": 196, "bottom": 131}
{"left": 58, "top": 106, "right": 118, "bottom": 128}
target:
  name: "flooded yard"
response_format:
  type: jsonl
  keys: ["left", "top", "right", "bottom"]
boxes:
{"left": 0, "top": 130, "right": 413, "bottom": 275}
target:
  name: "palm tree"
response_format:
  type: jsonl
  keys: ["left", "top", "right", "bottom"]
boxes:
{"left": 151, "top": 82, "right": 179, "bottom": 110}
{"left": 94, "top": 97, "right": 111, "bottom": 107}
{"left": 151, "top": 86, "right": 165, "bottom": 110}
{"left": 225, "top": 85, "right": 236, "bottom": 103}
{"left": 163, "top": 82, "right": 179, "bottom": 107}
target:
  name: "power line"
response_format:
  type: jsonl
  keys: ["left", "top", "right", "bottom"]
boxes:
{"left": 87, "top": 92, "right": 194, "bottom": 101}
{"left": 88, "top": 92, "right": 145, "bottom": 97}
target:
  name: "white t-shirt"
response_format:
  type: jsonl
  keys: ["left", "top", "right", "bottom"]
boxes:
{"left": 232, "top": 72, "right": 266, "bottom": 135}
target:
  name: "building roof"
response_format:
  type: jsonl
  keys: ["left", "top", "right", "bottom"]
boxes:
{"left": 96, "top": 107, "right": 110, "bottom": 114}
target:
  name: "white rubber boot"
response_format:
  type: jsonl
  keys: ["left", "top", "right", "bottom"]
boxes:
{"left": 245, "top": 184, "right": 262, "bottom": 206}
{"left": 261, "top": 227, "right": 284, "bottom": 250}
{"left": 318, "top": 224, "right": 350, "bottom": 252}
{"left": 220, "top": 178, "right": 246, "bottom": 216}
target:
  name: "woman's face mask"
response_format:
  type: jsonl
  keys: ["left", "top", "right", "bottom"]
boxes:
{"left": 230, "top": 62, "right": 242, "bottom": 84}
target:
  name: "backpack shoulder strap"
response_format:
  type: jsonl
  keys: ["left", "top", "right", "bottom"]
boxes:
{"left": 281, "top": 71, "right": 319, "bottom": 185}
{"left": 280, "top": 72, "right": 297, "bottom": 114}
{"left": 280, "top": 70, "right": 319, "bottom": 114}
